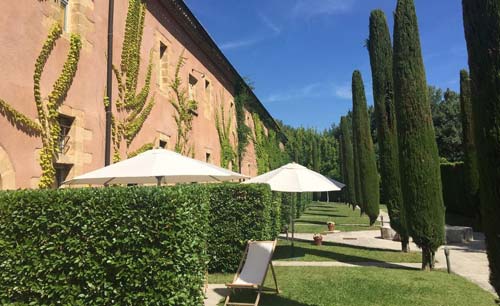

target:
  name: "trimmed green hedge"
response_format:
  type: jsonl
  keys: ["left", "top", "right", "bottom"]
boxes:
{"left": 206, "top": 184, "right": 280, "bottom": 273}
{"left": 440, "top": 162, "right": 477, "bottom": 218}
{"left": 280, "top": 192, "right": 312, "bottom": 231}
{"left": 0, "top": 186, "right": 208, "bottom": 305}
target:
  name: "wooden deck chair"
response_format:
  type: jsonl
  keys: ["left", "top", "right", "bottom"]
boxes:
{"left": 224, "top": 240, "right": 279, "bottom": 306}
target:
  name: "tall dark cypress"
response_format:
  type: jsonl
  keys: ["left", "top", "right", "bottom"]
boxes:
{"left": 459, "top": 70, "right": 480, "bottom": 221}
{"left": 393, "top": 0, "right": 444, "bottom": 270}
{"left": 462, "top": 0, "right": 500, "bottom": 294}
{"left": 352, "top": 118, "right": 363, "bottom": 211}
{"left": 340, "top": 116, "right": 356, "bottom": 205}
{"left": 352, "top": 71, "right": 380, "bottom": 225}
{"left": 368, "top": 10, "right": 409, "bottom": 252}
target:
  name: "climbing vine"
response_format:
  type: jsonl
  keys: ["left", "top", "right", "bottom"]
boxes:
{"left": 234, "top": 81, "right": 252, "bottom": 171}
{"left": 252, "top": 113, "right": 270, "bottom": 174}
{"left": 127, "top": 142, "right": 154, "bottom": 158}
{"left": 108, "top": 0, "right": 155, "bottom": 162}
{"left": 215, "top": 96, "right": 237, "bottom": 170}
{"left": 0, "top": 23, "right": 81, "bottom": 188}
{"left": 252, "top": 113, "right": 287, "bottom": 174}
{"left": 169, "top": 50, "right": 198, "bottom": 156}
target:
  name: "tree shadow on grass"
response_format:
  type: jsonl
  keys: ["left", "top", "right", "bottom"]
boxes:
{"left": 300, "top": 213, "right": 348, "bottom": 218}
{"left": 294, "top": 219, "right": 334, "bottom": 226}
{"left": 273, "top": 239, "right": 419, "bottom": 270}
{"left": 217, "top": 289, "right": 314, "bottom": 306}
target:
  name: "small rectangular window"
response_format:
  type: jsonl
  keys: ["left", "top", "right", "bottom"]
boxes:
{"left": 55, "top": 163, "right": 72, "bottom": 187}
{"left": 188, "top": 74, "right": 198, "bottom": 101}
{"left": 159, "top": 139, "right": 167, "bottom": 149}
{"left": 57, "top": 114, "right": 74, "bottom": 154}
{"left": 205, "top": 152, "right": 211, "bottom": 163}
{"left": 159, "top": 42, "right": 168, "bottom": 91}
{"left": 59, "top": 0, "right": 69, "bottom": 32}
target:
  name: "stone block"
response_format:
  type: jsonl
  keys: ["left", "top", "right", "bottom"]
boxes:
{"left": 446, "top": 225, "right": 474, "bottom": 244}
{"left": 380, "top": 225, "right": 396, "bottom": 240}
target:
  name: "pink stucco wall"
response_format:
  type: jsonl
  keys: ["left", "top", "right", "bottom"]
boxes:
{"left": 0, "top": 0, "right": 266, "bottom": 189}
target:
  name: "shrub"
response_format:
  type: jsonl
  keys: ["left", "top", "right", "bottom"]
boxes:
{"left": 0, "top": 186, "right": 208, "bottom": 305}
{"left": 440, "top": 162, "right": 478, "bottom": 218}
{"left": 206, "top": 183, "right": 280, "bottom": 272}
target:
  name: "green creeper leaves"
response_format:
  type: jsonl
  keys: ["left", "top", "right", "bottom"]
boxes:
{"left": 111, "top": 0, "right": 155, "bottom": 161}
{"left": 0, "top": 23, "right": 81, "bottom": 188}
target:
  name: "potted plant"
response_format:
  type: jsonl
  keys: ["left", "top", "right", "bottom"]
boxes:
{"left": 327, "top": 221, "right": 335, "bottom": 232}
{"left": 313, "top": 233, "right": 323, "bottom": 246}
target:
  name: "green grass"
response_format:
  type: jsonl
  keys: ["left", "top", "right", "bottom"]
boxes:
{"left": 294, "top": 202, "right": 381, "bottom": 233}
{"left": 214, "top": 266, "right": 497, "bottom": 306}
{"left": 274, "top": 239, "right": 421, "bottom": 262}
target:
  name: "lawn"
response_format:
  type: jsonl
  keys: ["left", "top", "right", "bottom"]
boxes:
{"left": 293, "top": 202, "right": 381, "bottom": 233}
{"left": 273, "top": 239, "right": 421, "bottom": 262}
{"left": 212, "top": 266, "right": 497, "bottom": 306}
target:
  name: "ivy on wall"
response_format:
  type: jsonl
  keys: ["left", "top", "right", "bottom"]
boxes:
{"left": 169, "top": 50, "right": 198, "bottom": 156}
{"left": 234, "top": 81, "right": 252, "bottom": 171}
{"left": 127, "top": 142, "right": 154, "bottom": 158}
{"left": 252, "top": 113, "right": 270, "bottom": 174}
{"left": 0, "top": 23, "right": 81, "bottom": 188}
{"left": 109, "top": 0, "right": 155, "bottom": 162}
{"left": 252, "top": 113, "right": 288, "bottom": 174}
{"left": 215, "top": 97, "right": 237, "bottom": 170}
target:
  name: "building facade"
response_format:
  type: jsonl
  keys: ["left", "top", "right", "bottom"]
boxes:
{"left": 0, "top": 0, "right": 282, "bottom": 189}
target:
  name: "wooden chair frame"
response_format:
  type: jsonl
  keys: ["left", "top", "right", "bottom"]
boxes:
{"left": 223, "top": 240, "right": 279, "bottom": 306}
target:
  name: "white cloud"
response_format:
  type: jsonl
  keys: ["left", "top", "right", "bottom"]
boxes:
{"left": 220, "top": 38, "right": 260, "bottom": 50}
{"left": 292, "top": 0, "right": 356, "bottom": 18}
{"left": 220, "top": 14, "right": 282, "bottom": 51}
{"left": 334, "top": 85, "right": 352, "bottom": 100}
{"left": 259, "top": 13, "right": 281, "bottom": 35}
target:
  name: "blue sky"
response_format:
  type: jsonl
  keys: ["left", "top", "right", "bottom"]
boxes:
{"left": 185, "top": 0, "right": 467, "bottom": 130}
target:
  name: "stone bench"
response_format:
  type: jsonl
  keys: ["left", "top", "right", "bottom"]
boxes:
{"left": 380, "top": 224, "right": 396, "bottom": 240}
{"left": 446, "top": 225, "right": 474, "bottom": 244}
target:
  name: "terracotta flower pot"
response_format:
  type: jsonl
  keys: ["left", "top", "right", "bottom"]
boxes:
{"left": 313, "top": 236, "right": 323, "bottom": 246}
{"left": 327, "top": 223, "right": 335, "bottom": 232}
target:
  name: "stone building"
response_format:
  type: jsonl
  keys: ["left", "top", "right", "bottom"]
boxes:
{"left": 0, "top": 0, "right": 282, "bottom": 189}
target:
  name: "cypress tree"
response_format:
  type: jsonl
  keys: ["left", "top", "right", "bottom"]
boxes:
{"left": 340, "top": 116, "right": 356, "bottom": 205}
{"left": 462, "top": 0, "right": 500, "bottom": 294}
{"left": 352, "top": 70, "right": 380, "bottom": 225}
{"left": 459, "top": 70, "right": 480, "bottom": 222}
{"left": 352, "top": 116, "right": 363, "bottom": 211}
{"left": 393, "top": 0, "right": 445, "bottom": 270}
{"left": 368, "top": 10, "right": 409, "bottom": 252}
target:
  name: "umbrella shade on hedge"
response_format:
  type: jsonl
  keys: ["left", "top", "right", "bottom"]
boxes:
{"left": 63, "top": 149, "right": 248, "bottom": 186}
{"left": 244, "top": 162, "right": 343, "bottom": 192}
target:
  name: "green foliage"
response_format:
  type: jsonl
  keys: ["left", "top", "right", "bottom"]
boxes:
{"left": 428, "top": 86, "right": 463, "bottom": 162}
{"left": 234, "top": 81, "right": 252, "bottom": 170}
{"left": 351, "top": 71, "right": 380, "bottom": 224}
{"left": 393, "top": 0, "right": 445, "bottom": 269}
{"left": 281, "top": 124, "right": 340, "bottom": 180}
{"left": 0, "top": 186, "right": 208, "bottom": 305}
{"left": 440, "top": 162, "right": 477, "bottom": 218}
{"left": 205, "top": 184, "right": 280, "bottom": 272}
{"left": 339, "top": 116, "right": 356, "bottom": 204}
{"left": 459, "top": 70, "right": 480, "bottom": 218}
{"left": 368, "top": 10, "right": 408, "bottom": 247}
{"left": 0, "top": 23, "right": 81, "bottom": 188}
{"left": 111, "top": 0, "right": 154, "bottom": 162}
{"left": 215, "top": 100, "right": 237, "bottom": 170}
{"left": 127, "top": 142, "right": 154, "bottom": 158}
{"left": 169, "top": 51, "right": 198, "bottom": 156}
{"left": 462, "top": 0, "right": 500, "bottom": 294}
{"left": 252, "top": 114, "right": 288, "bottom": 174}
